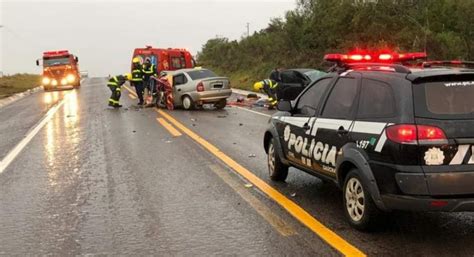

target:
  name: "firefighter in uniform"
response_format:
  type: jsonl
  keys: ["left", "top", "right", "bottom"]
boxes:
{"left": 142, "top": 58, "right": 156, "bottom": 90}
{"left": 107, "top": 73, "right": 131, "bottom": 108}
{"left": 142, "top": 58, "right": 157, "bottom": 104}
{"left": 131, "top": 58, "right": 145, "bottom": 105}
{"left": 254, "top": 79, "right": 279, "bottom": 109}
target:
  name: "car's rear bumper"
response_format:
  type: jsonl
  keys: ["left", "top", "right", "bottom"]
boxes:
{"left": 190, "top": 89, "right": 232, "bottom": 103}
{"left": 381, "top": 194, "right": 474, "bottom": 212}
{"left": 396, "top": 171, "right": 474, "bottom": 195}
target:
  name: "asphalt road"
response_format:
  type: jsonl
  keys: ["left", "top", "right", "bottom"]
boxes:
{"left": 1, "top": 78, "right": 474, "bottom": 256}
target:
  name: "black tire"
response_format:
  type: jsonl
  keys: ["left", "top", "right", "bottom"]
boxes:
{"left": 267, "top": 138, "right": 289, "bottom": 181}
{"left": 44, "top": 86, "right": 50, "bottom": 91}
{"left": 214, "top": 99, "right": 227, "bottom": 110}
{"left": 182, "top": 95, "right": 195, "bottom": 110}
{"left": 343, "top": 169, "right": 382, "bottom": 231}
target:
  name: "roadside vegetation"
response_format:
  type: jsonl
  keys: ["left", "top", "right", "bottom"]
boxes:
{"left": 0, "top": 74, "right": 41, "bottom": 99}
{"left": 197, "top": 0, "right": 474, "bottom": 90}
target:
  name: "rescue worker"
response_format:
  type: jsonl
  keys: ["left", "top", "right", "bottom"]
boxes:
{"left": 107, "top": 73, "right": 132, "bottom": 108}
{"left": 254, "top": 79, "right": 279, "bottom": 109}
{"left": 142, "top": 58, "right": 156, "bottom": 90}
{"left": 131, "top": 58, "right": 145, "bottom": 105}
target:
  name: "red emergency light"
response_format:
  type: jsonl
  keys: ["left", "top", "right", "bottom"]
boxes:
{"left": 324, "top": 52, "right": 427, "bottom": 63}
{"left": 43, "top": 50, "right": 70, "bottom": 57}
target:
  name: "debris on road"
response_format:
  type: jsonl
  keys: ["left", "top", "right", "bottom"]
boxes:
{"left": 217, "top": 115, "right": 227, "bottom": 118}
{"left": 239, "top": 123, "right": 243, "bottom": 126}
{"left": 290, "top": 193, "right": 297, "bottom": 197}
{"left": 244, "top": 183, "right": 253, "bottom": 188}
{"left": 248, "top": 154, "right": 256, "bottom": 158}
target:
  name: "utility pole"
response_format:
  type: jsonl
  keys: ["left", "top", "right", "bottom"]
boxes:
{"left": 246, "top": 23, "right": 250, "bottom": 37}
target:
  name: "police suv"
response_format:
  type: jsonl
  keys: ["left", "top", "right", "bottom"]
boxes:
{"left": 264, "top": 52, "right": 474, "bottom": 230}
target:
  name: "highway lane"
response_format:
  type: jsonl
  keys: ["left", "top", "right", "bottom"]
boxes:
{"left": 0, "top": 78, "right": 337, "bottom": 256}
{"left": 2, "top": 77, "right": 474, "bottom": 256}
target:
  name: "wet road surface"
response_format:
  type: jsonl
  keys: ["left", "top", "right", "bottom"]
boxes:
{"left": 0, "top": 78, "right": 474, "bottom": 256}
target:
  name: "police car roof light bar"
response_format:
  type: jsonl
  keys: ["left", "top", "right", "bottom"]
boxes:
{"left": 324, "top": 52, "right": 427, "bottom": 63}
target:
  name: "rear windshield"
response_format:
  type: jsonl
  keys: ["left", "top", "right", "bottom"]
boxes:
{"left": 187, "top": 69, "right": 217, "bottom": 80}
{"left": 414, "top": 79, "right": 474, "bottom": 119}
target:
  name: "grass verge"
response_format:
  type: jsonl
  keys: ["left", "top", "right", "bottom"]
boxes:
{"left": 0, "top": 74, "right": 41, "bottom": 99}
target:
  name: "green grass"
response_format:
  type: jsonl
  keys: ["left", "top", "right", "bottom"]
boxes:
{"left": 0, "top": 74, "right": 41, "bottom": 99}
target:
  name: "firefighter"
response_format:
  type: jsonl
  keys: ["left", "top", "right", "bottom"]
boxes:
{"left": 254, "top": 79, "right": 279, "bottom": 109}
{"left": 131, "top": 58, "right": 145, "bottom": 105}
{"left": 142, "top": 58, "right": 156, "bottom": 90}
{"left": 107, "top": 73, "right": 131, "bottom": 108}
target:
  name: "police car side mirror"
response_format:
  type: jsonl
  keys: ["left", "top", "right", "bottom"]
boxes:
{"left": 277, "top": 100, "right": 292, "bottom": 112}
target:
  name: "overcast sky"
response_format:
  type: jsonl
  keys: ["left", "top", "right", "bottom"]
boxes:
{"left": 0, "top": 0, "right": 296, "bottom": 76}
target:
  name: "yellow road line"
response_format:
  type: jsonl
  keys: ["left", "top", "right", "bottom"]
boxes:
{"left": 156, "top": 118, "right": 182, "bottom": 137}
{"left": 209, "top": 164, "right": 296, "bottom": 237}
{"left": 157, "top": 109, "right": 366, "bottom": 257}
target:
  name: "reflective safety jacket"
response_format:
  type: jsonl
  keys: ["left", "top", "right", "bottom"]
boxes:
{"left": 107, "top": 75, "right": 127, "bottom": 87}
{"left": 261, "top": 79, "right": 278, "bottom": 105}
{"left": 131, "top": 64, "right": 143, "bottom": 82}
{"left": 142, "top": 63, "right": 156, "bottom": 79}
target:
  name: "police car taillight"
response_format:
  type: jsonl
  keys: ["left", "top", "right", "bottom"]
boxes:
{"left": 386, "top": 124, "right": 447, "bottom": 144}
{"left": 324, "top": 52, "right": 427, "bottom": 63}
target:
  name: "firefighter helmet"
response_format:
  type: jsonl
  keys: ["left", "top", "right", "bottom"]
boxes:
{"left": 132, "top": 57, "right": 140, "bottom": 63}
{"left": 253, "top": 81, "right": 264, "bottom": 91}
{"left": 124, "top": 73, "right": 132, "bottom": 80}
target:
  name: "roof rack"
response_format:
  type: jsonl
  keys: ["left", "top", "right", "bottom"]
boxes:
{"left": 421, "top": 61, "right": 474, "bottom": 69}
{"left": 327, "top": 63, "right": 412, "bottom": 74}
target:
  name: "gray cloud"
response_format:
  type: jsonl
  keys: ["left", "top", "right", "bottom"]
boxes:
{"left": 1, "top": 0, "right": 295, "bottom": 77}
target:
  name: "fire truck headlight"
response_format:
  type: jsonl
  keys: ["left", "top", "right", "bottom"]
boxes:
{"left": 66, "top": 74, "right": 76, "bottom": 83}
{"left": 51, "top": 79, "right": 58, "bottom": 86}
{"left": 42, "top": 77, "right": 51, "bottom": 85}
{"left": 61, "top": 78, "right": 68, "bottom": 85}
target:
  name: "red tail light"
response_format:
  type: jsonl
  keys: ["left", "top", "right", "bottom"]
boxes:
{"left": 196, "top": 82, "right": 205, "bottom": 92}
{"left": 386, "top": 124, "right": 447, "bottom": 144}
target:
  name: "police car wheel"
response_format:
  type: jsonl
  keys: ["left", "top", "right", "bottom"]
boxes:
{"left": 268, "top": 138, "right": 288, "bottom": 181}
{"left": 343, "top": 170, "right": 381, "bottom": 231}
{"left": 182, "top": 96, "right": 194, "bottom": 110}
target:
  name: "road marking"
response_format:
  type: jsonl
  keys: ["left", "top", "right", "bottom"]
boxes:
{"left": 157, "top": 109, "right": 366, "bottom": 257}
{"left": 209, "top": 164, "right": 296, "bottom": 237}
{"left": 156, "top": 118, "right": 182, "bottom": 137}
{"left": 0, "top": 95, "right": 68, "bottom": 174}
{"left": 231, "top": 105, "right": 271, "bottom": 118}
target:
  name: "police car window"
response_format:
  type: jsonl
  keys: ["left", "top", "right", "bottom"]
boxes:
{"left": 357, "top": 79, "right": 396, "bottom": 119}
{"left": 322, "top": 78, "right": 358, "bottom": 119}
{"left": 295, "top": 78, "right": 332, "bottom": 116}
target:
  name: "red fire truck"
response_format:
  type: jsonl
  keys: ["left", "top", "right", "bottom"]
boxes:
{"left": 131, "top": 45, "right": 195, "bottom": 73}
{"left": 36, "top": 50, "right": 81, "bottom": 91}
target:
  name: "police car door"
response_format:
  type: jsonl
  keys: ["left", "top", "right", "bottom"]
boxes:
{"left": 280, "top": 77, "right": 334, "bottom": 169}
{"left": 311, "top": 74, "right": 360, "bottom": 177}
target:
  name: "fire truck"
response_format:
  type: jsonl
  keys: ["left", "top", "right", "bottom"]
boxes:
{"left": 131, "top": 46, "right": 195, "bottom": 73}
{"left": 36, "top": 50, "right": 81, "bottom": 91}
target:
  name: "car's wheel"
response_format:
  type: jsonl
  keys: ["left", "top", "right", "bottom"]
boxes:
{"left": 214, "top": 99, "right": 227, "bottom": 110}
{"left": 182, "top": 95, "right": 195, "bottom": 110}
{"left": 343, "top": 169, "right": 381, "bottom": 231}
{"left": 267, "top": 138, "right": 288, "bottom": 181}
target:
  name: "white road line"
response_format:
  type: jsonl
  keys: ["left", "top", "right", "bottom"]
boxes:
{"left": 231, "top": 105, "right": 272, "bottom": 118}
{"left": 0, "top": 96, "right": 68, "bottom": 174}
